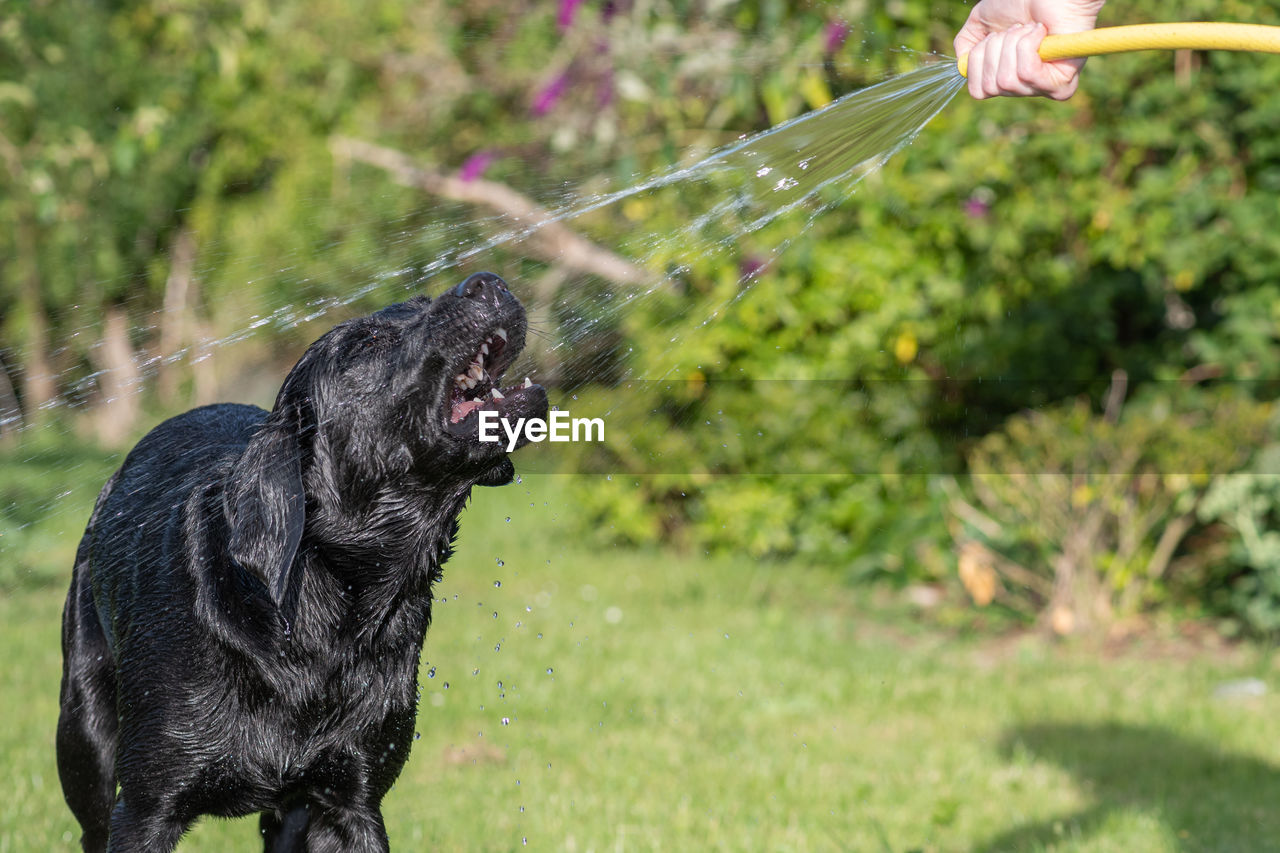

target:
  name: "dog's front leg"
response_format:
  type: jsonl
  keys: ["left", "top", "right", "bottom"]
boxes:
{"left": 105, "top": 795, "right": 190, "bottom": 853}
{"left": 297, "top": 804, "right": 390, "bottom": 853}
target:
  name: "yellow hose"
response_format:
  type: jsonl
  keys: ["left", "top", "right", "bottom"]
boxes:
{"left": 957, "top": 22, "right": 1280, "bottom": 78}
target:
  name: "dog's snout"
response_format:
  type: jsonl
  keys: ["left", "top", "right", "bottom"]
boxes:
{"left": 453, "top": 272, "right": 509, "bottom": 302}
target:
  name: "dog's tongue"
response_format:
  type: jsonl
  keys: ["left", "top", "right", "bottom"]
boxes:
{"left": 450, "top": 399, "right": 484, "bottom": 424}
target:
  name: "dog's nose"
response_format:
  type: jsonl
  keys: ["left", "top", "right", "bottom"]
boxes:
{"left": 453, "top": 272, "right": 509, "bottom": 301}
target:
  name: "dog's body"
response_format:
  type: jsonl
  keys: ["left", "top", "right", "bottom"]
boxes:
{"left": 57, "top": 273, "right": 547, "bottom": 852}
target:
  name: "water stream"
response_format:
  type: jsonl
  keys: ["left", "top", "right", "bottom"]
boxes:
{"left": 448, "top": 58, "right": 966, "bottom": 379}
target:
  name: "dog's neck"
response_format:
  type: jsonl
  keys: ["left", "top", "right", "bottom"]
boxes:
{"left": 307, "top": 478, "right": 469, "bottom": 577}
{"left": 259, "top": 484, "right": 469, "bottom": 660}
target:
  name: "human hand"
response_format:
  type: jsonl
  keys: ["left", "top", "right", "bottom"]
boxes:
{"left": 954, "top": 0, "right": 1105, "bottom": 100}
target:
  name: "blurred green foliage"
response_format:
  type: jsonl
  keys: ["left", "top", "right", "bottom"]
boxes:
{"left": 947, "top": 386, "right": 1270, "bottom": 636}
{"left": 5, "top": 0, "right": 1280, "bottom": 631}
{"left": 1198, "top": 446, "right": 1280, "bottom": 635}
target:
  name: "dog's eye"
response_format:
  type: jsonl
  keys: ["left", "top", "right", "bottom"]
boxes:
{"left": 354, "top": 331, "right": 382, "bottom": 353}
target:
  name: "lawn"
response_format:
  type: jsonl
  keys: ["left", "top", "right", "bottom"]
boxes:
{"left": 4, "top": 467, "right": 1280, "bottom": 851}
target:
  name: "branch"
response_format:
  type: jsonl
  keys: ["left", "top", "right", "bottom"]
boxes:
{"left": 1144, "top": 510, "right": 1196, "bottom": 582}
{"left": 329, "top": 137, "right": 649, "bottom": 287}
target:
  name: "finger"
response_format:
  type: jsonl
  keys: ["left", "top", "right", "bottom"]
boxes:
{"left": 978, "top": 30, "right": 1010, "bottom": 99}
{"left": 1043, "top": 67, "right": 1082, "bottom": 99}
{"left": 966, "top": 35, "right": 990, "bottom": 100}
{"left": 1018, "top": 24, "right": 1083, "bottom": 99}
{"left": 1041, "top": 58, "right": 1086, "bottom": 100}
{"left": 996, "top": 25, "right": 1040, "bottom": 97}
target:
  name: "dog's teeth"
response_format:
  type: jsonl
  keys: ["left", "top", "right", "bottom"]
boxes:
{"left": 480, "top": 343, "right": 489, "bottom": 357}
{"left": 491, "top": 387, "right": 504, "bottom": 400}
{"left": 468, "top": 364, "right": 484, "bottom": 381}
{"left": 464, "top": 376, "right": 477, "bottom": 389}
{"left": 523, "top": 377, "right": 532, "bottom": 388}
{"left": 455, "top": 374, "right": 468, "bottom": 386}
{"left": 495, "top": 328, "right": 507, "bottom": 342}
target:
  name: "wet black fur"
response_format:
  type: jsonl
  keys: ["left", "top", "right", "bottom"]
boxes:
{"left": 56, "top": 274, "right": 547, "bottom": 852}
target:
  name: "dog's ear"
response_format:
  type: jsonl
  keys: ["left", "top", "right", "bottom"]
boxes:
{"left": 226, "top": 413, "right": 306, "bottom": 615}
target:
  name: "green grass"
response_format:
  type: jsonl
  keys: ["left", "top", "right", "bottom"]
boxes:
{"left": 4, "top": 471, "right": 1280, "bottom": 851}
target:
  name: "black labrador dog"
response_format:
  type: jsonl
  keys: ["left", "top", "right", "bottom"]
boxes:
{"left": 57, "top": 272, "right": 547, "bottom": 852}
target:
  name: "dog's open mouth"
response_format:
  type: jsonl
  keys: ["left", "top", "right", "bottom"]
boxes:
{"left": 445, "top": 325, "right": 545, "bottom": 437}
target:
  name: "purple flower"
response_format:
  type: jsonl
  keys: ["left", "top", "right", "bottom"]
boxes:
{"left": 964, "top": 198, "right": 990, "bottom": 218}
{"left": 532, "top": 73, "right": 570, "bottom": 117}
{"left": 459, "top": 150, "right": 496, "bottom": 183}
{"left": 824, "top": 20, "right": 849, "bottom": 55}
{"left": 964, "top": 189, "right": 993, "bottom": 219}
{"left": 558, "top": 0, "right": 585, "bottom": 32}
{"left": 739, "top": 255, "right": 767, "bottom": 281}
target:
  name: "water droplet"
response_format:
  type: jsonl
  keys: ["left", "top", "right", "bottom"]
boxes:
{"left": 501, "top": 717, "right": 510, "bottom": 726}
{"left": 496, "top": 559, "right": 505, "bottom": 567}
{"left": 427, "top": 666, "right": 436, "bottom": 678}
{"left": 494, "top": 580, "right": 502, "bottom": 588}
{"left": 546, "top": 667, "right": 554, "bottom": 675}
{"left": 505, "top": 516, "right": 511, "bottom": 523}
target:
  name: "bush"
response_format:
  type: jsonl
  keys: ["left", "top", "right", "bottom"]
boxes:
{"left": 946, "top": 382, "right": 1270, "bottom": 636}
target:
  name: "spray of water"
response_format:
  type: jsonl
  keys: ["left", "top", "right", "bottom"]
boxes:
{"left": 535, "top": 58, "right": 966, "bottom": 381}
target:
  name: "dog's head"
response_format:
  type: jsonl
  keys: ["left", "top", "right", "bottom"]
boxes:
{"left": 288, "top": 270, "right": 548, "bottom": 489}
{"left": 225, "top": 272, "right": 548, "bottom": 610}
